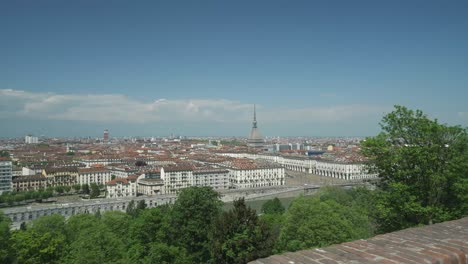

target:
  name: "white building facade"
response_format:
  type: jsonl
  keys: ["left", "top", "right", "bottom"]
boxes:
{"left": 78, "top": 168, "right": 112, "bottom": 186}
{"left": 106, "top": 175, "right": 138, "bottom": 198}
{"left": 0, "top": 158, "right": 13, "bottom": 194}
{"left": 25, "top": 135, "right": 39, "bottom": 144}
{"left": 220, "top": 153, "right": 377, "bottom": 181}
{"left": 227, "top": 166, "right": 285, "bottom": 189}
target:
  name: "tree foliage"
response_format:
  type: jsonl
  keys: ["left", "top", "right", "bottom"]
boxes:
{"left": 361, "top": 105, "right": 468, "bottom": 231}
{"left": 90, "top": 183, "right": 100, "bottom": 198}
{"left": 169, "top": 186, "right": 222, "bottom": 263}
{"left": 2, "top": 186, "right": 377, "bottom": 263}
{"left": 10, "top": 215, "right": 66, "bottom": 264}
{"left": 211, "top": 198, "right": 276, "bottom": 264}
{"left": 279, "top": 195, "right": 371, "bottom": 252}
{"left": 82, "top": 184, "right": 90, "bottom": 195}
{"left": 0, "top": 212, "right": 12, "bottom": 263}
{"left": 261, "top": 197, "right": 285, "bottom": 215}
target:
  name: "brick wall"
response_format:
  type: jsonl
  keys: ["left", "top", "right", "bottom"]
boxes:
{"left": 250, "top": 217, "right": 468, "bottom": 264}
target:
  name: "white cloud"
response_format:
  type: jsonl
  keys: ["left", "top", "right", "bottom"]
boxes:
{"left": 0, "top": 89, "right": 387, "bottom": 124}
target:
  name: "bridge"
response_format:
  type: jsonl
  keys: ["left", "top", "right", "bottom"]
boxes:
{"left": 1, "top": 184, "right": 371, "bottom": 229}
{"left": 2, "top": 195, "right": 177, "bottom": 229}
{"left": 1, "top": 186, "right": 302, "bottom": 228}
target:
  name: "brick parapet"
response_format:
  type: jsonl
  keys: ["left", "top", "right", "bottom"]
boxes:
{"left": 250, "top": 217, "right": 468, "bottom": 264}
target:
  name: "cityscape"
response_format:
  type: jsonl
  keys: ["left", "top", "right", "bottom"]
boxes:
{"left": 1, "top": 1, "right": 467, "bottom": 264}
{"left": 1, "top": 107, "right": 376, "bottom": 210}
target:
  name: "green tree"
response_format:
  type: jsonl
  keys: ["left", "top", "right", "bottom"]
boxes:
{"left": 126, "top": 200, "right": 137, "bottom": 217}
{"left": 278, "top": 196, "right": 371, "bottom": 252}
{"left": 137, "top": 199, "right": 147, "bottom": 210}
{"left": 72, "top": 184, "right": 81, "bottom": 192}
{"left": 90, "top": 183, "right": 100, "bottom": 198}
{"left": 82, "top": 184, "right": 90, "bottom": 195}
{"left": 142, "top": 243, "right": 190, "bottom": 264}
{"left": 0, "top": 211, "right": 13, "bottom": 263}
{"left": 11, "top": 214, "right": 66, "bottom": 264}
{"left": 14, "top": 193, "right": 25, "bottom": 202}
{"left": 211, "top": 198, "right": 276, "bottom": 264}
{"left": 169, "top": 186, "right": 222, "bottom": 263}
{"left": 127, "top": 208, "right": 171, "bottom": 263}
{"left": 30, "top": 213, "right": 66, "bottom": 235}
{"left": 129, "top": 207, "right": 167, "bottom": 245}
{"left": 65, "top": 214, "right": 98, "bottom": 242}
{"left": 55, "top": 186, "right": 65, "bottom": 194}
{"left": 0, "top": 150, "right": 9, "bottom": 157}
{"left": 63, "top": 185, "right": 72, "bottom": 193}
{"left": 261, "top": 197, "right": 285, "bottom": 215}
{"left": 62, "top": 222, "right": 126, "bottom": 264}
{"left": 361, "top": 105, "right": 468, "bottom": 232}
{"left": 101, "top": 211, "right": 131, "bottom": 242}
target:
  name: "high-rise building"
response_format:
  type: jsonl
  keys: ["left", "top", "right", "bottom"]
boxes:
{"left": 25, "top": 135, "right": 39, "bottom": 144}
{"left": 0, "top": 157, "right": 12, "bottom": 194}
{"left": 247, "top": 104, "right": 265, "bottom": 148}
{"left": 103, "top": 129, "right": 109, "bottom": 142}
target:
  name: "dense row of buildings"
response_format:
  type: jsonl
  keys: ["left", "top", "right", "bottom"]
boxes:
{"left": 106, "top": 159, "right": 285, "bottom": 198}
{"left": 2, "top": 155, "right": 285, "bottom": 198}
{"left": 0, "top": 106, "right": 376, "bottom": 197}
{"left": 219, "top": 153, "right": 377, "bottom": 181}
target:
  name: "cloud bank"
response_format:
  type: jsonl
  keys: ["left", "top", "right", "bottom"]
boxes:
{"left": 0, "top": 89, "right": 387, "bottom": 126}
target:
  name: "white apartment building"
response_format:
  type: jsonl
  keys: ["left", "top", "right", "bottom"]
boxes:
{"left": 12, "top": 174, "right": 46, "bottom": 192}
{"left": 137, "top": 174, "right": 164, "bottom": 196}
{"left": 314, "top": 161, "right": 375, "bottom": 180}
{"left": 220, "top": 153, "right": 377, "bottom": 181}
{"left": 224, "top": 161, "right": 285, "bottom": 189}
{"left": 146, "top": 166, "right": 231, "bottom": 195}
{"left": 42, "top": 167, "right": 79, "bottom": 187}
{"left": 221, "top": 153, "right": 316, "bottom": 172}
{"left": 107, "top": 165, "right": 138, "bottom": 179}
{"left": 106, "top": 175, "right": 138, "bottom": 198}
{"left": 78, "top": 167, "right": 112, "bottom": 186}
{"left": 25, "top": 135, "right": 39, "bottom": 144}
{"left": 0, "top": 158, "right": 12, "bottom": 194}
{"left": 160, "top": 166, "right": 194, "bottom": 194}
{"left": 193, "top": 168, "right": 230, "bottom": 190}
{"left": 80, "top": 158, "right": 124, "bottom": 168}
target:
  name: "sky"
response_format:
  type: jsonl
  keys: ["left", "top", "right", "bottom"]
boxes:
{"left": 1, "top": 0, "right": 467, "bottom": 137}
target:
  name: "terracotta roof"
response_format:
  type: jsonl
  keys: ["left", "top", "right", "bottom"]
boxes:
{"left": 44, "top": 167, "right": 79, "bottom": 174}
{"left": 78, "top": 167, "right": 109, "bottom": 173}
{"left": 127, "top": 174, "right": 139, "bottom": 180}
{"left": 106, "top": 178, "right": 129, "bottom": 186}
{"left": 12, "top": 174, "right": 46, "bottom": 182}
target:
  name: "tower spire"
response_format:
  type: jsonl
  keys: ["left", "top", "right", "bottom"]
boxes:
{"left": 253, "top": 104, "right": 257, "bottom": 128}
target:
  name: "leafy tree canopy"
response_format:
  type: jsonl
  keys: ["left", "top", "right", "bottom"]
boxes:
{"left": 361, "top": 105, "right": 468, "bottom": 231}
{"left": 261, "top": 197, "right": 285, "bottom": 215}
{"left": 279, "top": 196, "right": 371, "bottom": 252}
{"left": 169, "top": 186, "right": 222, "bottom": 263}
{"left": 211, "top": 198, "right": 276, "bottom": 264}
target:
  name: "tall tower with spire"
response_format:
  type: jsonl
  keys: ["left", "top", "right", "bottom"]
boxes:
{"left": 248, "top": 104, "right": 265, "bottom": 148}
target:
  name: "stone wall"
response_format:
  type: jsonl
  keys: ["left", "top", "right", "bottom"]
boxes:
{"left": 250, "top": 217, "right": 468, "bottom": 264}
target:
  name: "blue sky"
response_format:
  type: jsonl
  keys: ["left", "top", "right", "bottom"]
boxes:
{"left": 1, "top": 0, "right": 467, "bottom": 137}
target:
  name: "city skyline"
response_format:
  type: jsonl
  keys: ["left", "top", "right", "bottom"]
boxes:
{"left": 1, "top": 1, "right": 468, "bottom": 137}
